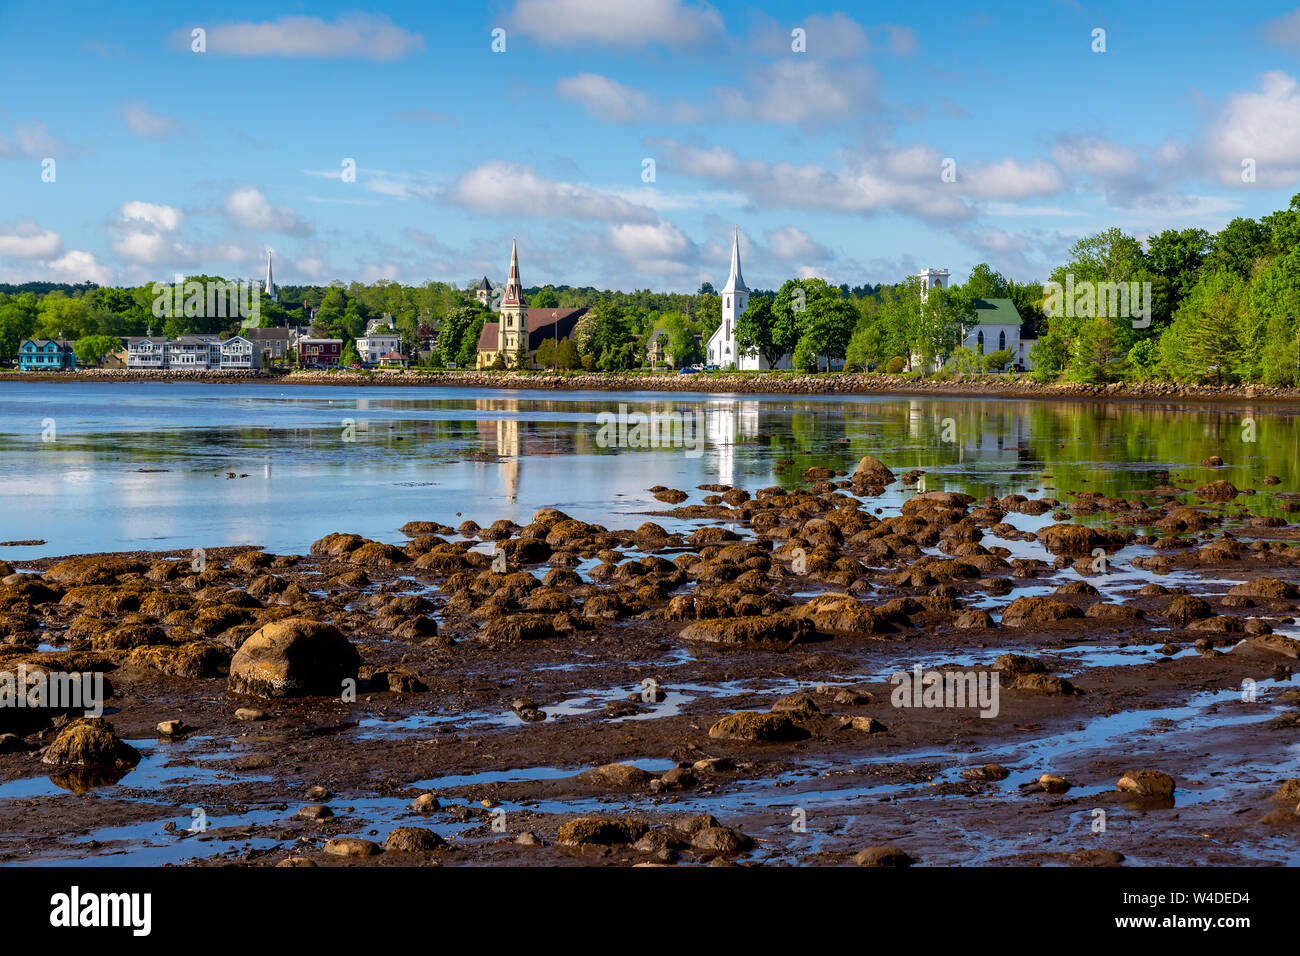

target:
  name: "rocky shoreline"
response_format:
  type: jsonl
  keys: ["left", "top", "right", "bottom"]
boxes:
{"left": 1, "top": 456, "right": 1299, "bottom": 866}
{"left": 4, "top": 367, "right": 1300, "bottom": 403}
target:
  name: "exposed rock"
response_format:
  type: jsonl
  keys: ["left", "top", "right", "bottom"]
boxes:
{"left": 708, "top": 711, "right": 803, "bottom": 742}
{"left": 227, "top": 618, "right": 361, "bottom": 698}
{"left": 322, "top": 837, "right": 381, "bottom": 858}
{"left": 41, "top": 717, "right": 139, "bottom": 768}
{"left": 557, "top": 816, "right": 649, "bottom": 846}
{"left": 852, "top": 456, "right": 896, "bottom": 484}
{"left": 679, "top": 614, "right": 812, "bottom": 646}
{"left": 854, "top": 845, "right": 914, "bottom": 867}
{"left": 1000, "top": 596, "right": 1084, "bottom": 626}
{"left": 1117, "top": 769, "right": 1176, "bottom": 799}
{"left": 580, "top": 763, "right": 653, "bottom": 789}
{"left": 385, "top": 827, "right": 446, "bottom": 852}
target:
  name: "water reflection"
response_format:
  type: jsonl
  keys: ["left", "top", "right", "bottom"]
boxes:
{"left": 1, "top": 382, "right": 1296, "bottom": 558}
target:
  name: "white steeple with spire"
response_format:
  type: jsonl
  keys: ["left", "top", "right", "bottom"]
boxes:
{"left": 704, "top": 226, "right": 792, "bottom": 371}
{"left": 264, "top": 248, "right": 277, "bottom": 301}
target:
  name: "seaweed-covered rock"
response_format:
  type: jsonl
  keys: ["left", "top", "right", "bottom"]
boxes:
{"left": 227, "top": 618, "right": 360, "bottom": 698}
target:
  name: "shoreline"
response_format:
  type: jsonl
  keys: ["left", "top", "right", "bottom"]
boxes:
{"left": 3, "top": 367, "right": 1300, "bottom": 404}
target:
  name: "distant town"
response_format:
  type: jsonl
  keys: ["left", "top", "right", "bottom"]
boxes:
{"left": 6, "top": 192, "right": 1300, "bottom": 387}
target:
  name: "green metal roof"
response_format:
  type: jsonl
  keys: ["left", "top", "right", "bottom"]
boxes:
{"left": 970, "top": 297, "right": 1022, "bottom": 326}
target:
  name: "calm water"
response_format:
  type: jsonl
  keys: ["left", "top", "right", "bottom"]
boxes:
{"left": 0, "top": 381, "right": 1296, "bottom": 561}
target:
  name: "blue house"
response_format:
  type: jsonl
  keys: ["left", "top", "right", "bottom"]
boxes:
{"left": 18, "top": 339, "right": 78, "bottom": 371}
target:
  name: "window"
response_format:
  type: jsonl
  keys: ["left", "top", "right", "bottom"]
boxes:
{"left": 976, "top": 330, "right": 984, "bottom": 350}
{"left": 998, "top": 330, "right": 1006, "bottom": 351}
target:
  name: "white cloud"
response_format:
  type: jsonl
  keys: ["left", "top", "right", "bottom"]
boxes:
{"left": 556, "top": 73, "right": 698, "bottom": 123}
{"left": 648, "top": 138, "right": 1061, "bottom": 223}
{"left": 0, "top": 219, "right": 62, "bottom": 259}
{"left": 174, "top": 14, "right": 423, "bottom": 60}
{"left": 0, "top": 122, "right": 68, "bottom": 159}
{"left": 1204, "top": 71, "right": 1300, "bottom": 186}
{"left": 508, "top": 0, "right": 724, "bottom": 46}
{"left": 46, "top": 250, "right": 112, "bottom": 285}
{"left": 765, "top": 225, "right": 831, "bottom": 262}
{"left": 749, "top": 12, "right": 870, "bottom": 58}
{"left": 120, "top": 201, "right": 182, "bottom": 231}
{"left": 716, "top": 61, "right": 880, "bottom": 125}
{"left": 224, "top": 187, "right": 314, "bottom": 235}
{"left": 121, "top": 101, "right": 179, "bottom": 139}
{"left": 608, "top": 219, "right": 697, "bottom": 274}
{"left": 447, "top": 161, "right": 658, "bottom": 223}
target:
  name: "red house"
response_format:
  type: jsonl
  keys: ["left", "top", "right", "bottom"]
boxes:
{"left": 298, "top": 338, "right": 342, "bottom": 366}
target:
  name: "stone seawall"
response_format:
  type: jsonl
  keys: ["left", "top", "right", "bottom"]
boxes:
{"left": 4, "top": 367, "right": 1300, "bottom": 402}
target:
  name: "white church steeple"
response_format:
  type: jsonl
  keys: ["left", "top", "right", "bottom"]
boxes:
{"left": 265, "top": 248, "right": 277, "bottom": 301}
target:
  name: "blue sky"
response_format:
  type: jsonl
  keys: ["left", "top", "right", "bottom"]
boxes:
{"left": 2, "top": 0, "right": 1299, "bottom": 292}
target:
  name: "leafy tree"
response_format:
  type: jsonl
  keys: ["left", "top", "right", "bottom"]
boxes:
{"left": 554, "top": 337, "right": 580, "bottom": 370}
{"left": 73, "top": 334, "right": 122, "bottom": 366}
{"left": 792, "top": 335, "right": 817, "bottom": 373}
{"left": 535, "top": 338, "right": 556, "bottom": 369}
{"left": 1068, "top": 317, "right": 1127, "bottom": 383}
{"left": 530, "top": 287, "right": 559, "bottom": 308}
{"left": 1205, "top": 217, "right": 1270, "bottom": 279}
{"left": 1159, "top": 270, "right": 1249, "bottom": 384}
{"left": 734, "top": 295, "right": 788, "bottom": 368}
{"left": 964, "top": 263, "right": 1010, "bottom": 299}
{"left": 341, "top": 341, "right": 360, "bottom": 366}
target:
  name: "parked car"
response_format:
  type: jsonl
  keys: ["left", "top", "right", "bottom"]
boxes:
{"left": 703, "top": 364, "right": 720, "bottom": 372}
{"left": 678, "top": 366, "right": 700, "bottom": 374}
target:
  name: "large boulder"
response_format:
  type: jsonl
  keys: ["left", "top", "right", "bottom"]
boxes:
{"left": 1000, "top": 596, "right": 1084, "bottom": 626}
{"left": 679, "top": 615, "right": 813, "bottom": 646}
{"left": 557, "top": 816, "right": 649, "bottom": 846}
{"left": 1194, "top": 480, "right": 1238, "bottom": 501}
{"left": 41, "top": 717, "right": 139, "bottom": 769}
{"left": 43, "top": 556, "right": 146, "bottom": 587}
{"left": 852, "top": 456, "right": 895, "bottom": 485}
{"left": 1035, "top": 523, "right": 1128, "bottom": 556}
{"left": 791, "top": 594, "right": 893, "bottom": 636}
{"left": 1228, "top": 578, "right": 1298, "bottom": 601}
{"left": 707, "top": 712, "right": 803, "bottom": 742}
{"left": 227, "top": 618, "right": 360, "bottom": 698}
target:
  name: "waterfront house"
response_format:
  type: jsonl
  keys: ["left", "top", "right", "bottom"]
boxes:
{"left": 18, "top": 339, "right": 77, "bottom": 371}
{"left": 219, "top": 335, "right": 259, "bottom": 370}
{"left": 355, "top": 329, "right": 403, "bottom": 364}
{"left": 245, "top": 327, "right": 294, "bottom": 362}
{"left": 125, "top": 336, "right": 170, "bottom": 369}
{"left": 299, "top": 338, "right": 343, "bottom": 366}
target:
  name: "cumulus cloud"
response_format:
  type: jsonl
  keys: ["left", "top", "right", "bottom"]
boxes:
{"left": 110, "top": 201, "right": 190, "bottom": 265}
{"left": 765, "top": 225, "right": 831, "bottom": 262}
{"left": 556, "top": 73, "right": 699, "bottom": 124}
{"left": 647, "top": 138, "right": 1062, "bottom": 223}
{"left": 507, "top": 0, "right": 724, "bottom": 46}
{"left": 0, "top": 219, "right": 63, "bottom": 259}
{"left": 224, "top": 187, "right": 314, "bottom": 235}
{"left": 120, "top": 201, "right": 183, "bottom": 231}
{"left": 46, "top": 250, "right": 112, "bottom": 285}
{"left": 715, "top": 61, "right": 880, "bottom": 126}
{"left": 446, "top": 161, "right": 658, "bottom": 223}
{"left": 1204, "top": 70, "right": 1300, "bottom": 186}
{"left": 172, "top": 14, "right": 423, "bottom": 60}
{"left": 607, "top": 218, "right": 698, "bottom": 274}
{"left": 121, "top": 101, "right": 179, "bottom": 139}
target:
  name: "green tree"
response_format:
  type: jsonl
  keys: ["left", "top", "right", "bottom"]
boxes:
{"left": 1158, "top": 270, "right": 1249, "bottom": 384}
{"left": 735, "top": 294, "right": 794, "bottom": 368}
{"left": 341, "top": 341, "right": 361, "bottom": 366}
{"left": 792, "top": 335, "right": 817, "bottom": 373}
{"left": 73, "top": 334, "right": 121, "bottom": 366}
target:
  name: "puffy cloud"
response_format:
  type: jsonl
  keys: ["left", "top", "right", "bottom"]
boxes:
{"left": 446, "top": 161, "right": 658, "bottom": 223}
{"left": 119, "top": 201, "right": 182, "bottom": 231}
{"left": 556, "top": 73, "right": 698, "bottom": 124}
{"left": 0, "top": 219, "right": 62, "bottom": 259}
{"left": 224, "top": 187, "right": 314, "bottom": 235}
{"left": 748, "top": 12, "right": 869, "bottom": 58}
{"left": 765, "top": 225, "right": 831, "bottom": 262}
{"left": 648, "top": 137, "right": 1062, "bottom": 223}
{"left": 716, "top": 60, "right": 880, "bottom": 125}
{"left": 1204, "top": 71, "right": 1300, "bottom": 186}
{"left": 121, "top": 101, "right": 179, "bottom": 139}
{"left": 46, "top": 250, "right": 113, "bottom": 285}
{"left": 607, "top": 218, "right": 698, "bottom": 274}
{"left": 507, "top": 0, "right": 724, "bottom": 47}
{"left": 172, "top": 13, "right": 423, "bottom": 60}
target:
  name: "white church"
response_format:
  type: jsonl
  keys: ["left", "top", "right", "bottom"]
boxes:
{"left": 705, "top": 236, "right": 1035, "bottom": 372}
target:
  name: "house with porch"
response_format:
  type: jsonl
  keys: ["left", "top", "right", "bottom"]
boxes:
{"left": 18, "top": 339, "right": 77, "bottom": 371}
